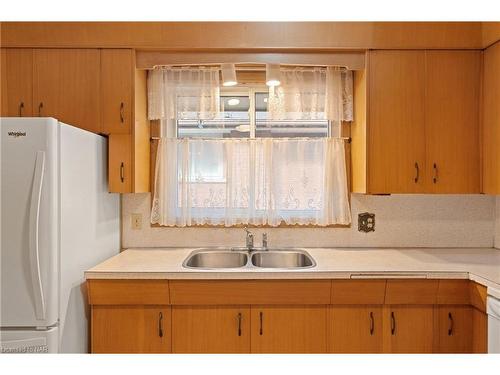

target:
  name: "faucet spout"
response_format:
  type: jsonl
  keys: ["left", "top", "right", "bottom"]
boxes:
{"left": 243, "top": 227, "right": 254, "bottom": 250}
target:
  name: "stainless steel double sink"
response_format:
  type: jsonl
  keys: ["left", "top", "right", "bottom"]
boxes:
{"left": 183, "top": 248, "right": 316, "bottom": 270}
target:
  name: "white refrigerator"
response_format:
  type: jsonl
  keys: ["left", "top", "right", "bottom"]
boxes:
{"left": 0, "top": 118, "right": 120, "bottom": 353}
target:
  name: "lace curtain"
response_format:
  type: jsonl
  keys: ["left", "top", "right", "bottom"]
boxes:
{"left": 148, "top": 67, "right": 220, "bottom": 121}
{"left": 148, "top": 65, "right": 352, "bottom": 227}
{"left": 151, "top": 138, "right": 351, "bottom": 227}
{"left": 268, "top": 67, "right": 353, "bottom": 121}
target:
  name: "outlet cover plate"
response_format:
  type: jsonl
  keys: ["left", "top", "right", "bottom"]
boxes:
{"left": 358, "top": 212, "right": 375, "bottom": 233}
{"left": 131, "top": 213, "right": 142, "bottom": 230}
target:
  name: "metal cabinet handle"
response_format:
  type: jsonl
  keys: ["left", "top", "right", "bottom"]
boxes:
{"left": 38, "top": 102, "right": 43, "bottom": 116}
{"left": 448, "top": 312, "right": 454, "bottom": 336}
{"left": 158, "top": 311, "right": 163, "bottom": 338}
{"left": 433, "top": 163, "right": 438, "bottom": 184}
{"left": 414, "top": 162, "right": 419, "bottom": 183}
{"left": 120, "top": 102, "right": 124, "bottom": 123}
{"left": 259, "top": 312, "right": 263, "bottom": 336}
{"left": 19, "top": 102, "right": 24, "bottom": 117}
{"left": 369, "top": 311, "right": 374, "bottom": 336}
{"left": 391, "top": 311, "right": 396, "bottom": 335}
{"left": 237, "top": 313, "right": 242, "bottom": 337}
{"left": 120, "top": 162, "right": 124, "bottom": 183}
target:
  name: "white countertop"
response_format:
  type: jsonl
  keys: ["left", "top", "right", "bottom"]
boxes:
{"left": 85, "top": 247, "right": 500, "bottom": 298}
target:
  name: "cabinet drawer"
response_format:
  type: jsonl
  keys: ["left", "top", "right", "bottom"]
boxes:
{"left": 436, "top": 279, "right": 470, "bottom": 305}
{"left": 88, "top": 279, "right": 169, "bottom": 305}
{"left": 331, "top": 280, "right": 386, "bottom": 304}
{"left": 385, "top": 280, "right": 439, "bottom": 304}
{"left": 469, "top": 281, "right": 487, "bottom": 313}
{"left": 169, "top": 280, "right": 331, "bottom": 305}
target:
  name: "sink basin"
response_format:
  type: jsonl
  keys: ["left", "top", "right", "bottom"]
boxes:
{"left": 183, "top": 250, "right": 248, "bottom": 269}
{"left": 251, "top": 250, "right": 316, "bottom": 269}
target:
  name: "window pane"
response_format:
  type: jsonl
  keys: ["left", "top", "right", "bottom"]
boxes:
{"left": 177, "top": 96, "right": 250, "bottom": 138}
{"left": 255, "top": 92, "right": 333, "bottom": 138}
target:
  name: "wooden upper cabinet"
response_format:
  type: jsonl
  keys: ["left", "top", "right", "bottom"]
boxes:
{"left": 382, "top": 306, "right": 434, "bottom": 353}
{"left": 108, "top": 134, "right": 132, "bottom": 193}
{"left": 364, "top": 50, "right": 482, "bottom": 194}
{"left": 425, "top": 51, "right": 481, "bottom": 193}
{"left": 172, "top": 306, "right": 250, "bottom": 353}
{"left": 91, "top": 306, "right": 171, "bottom": 353}
{"left": 1, "top": 48, "right": 33, "bottom": 117}
{"left": 482, "top": 41, "right": 500, "bottom": 194}
{"left": 100, "top": 49, "right": 133, "bottom": 134}
{"left": 250, "top": 305, "right": 327, "bottom": 353}
{"left": 368, "top": 51, "right": 426, "bottom": 194}
{"left": 33, "top": 49, "right": 100, "bottom": 133}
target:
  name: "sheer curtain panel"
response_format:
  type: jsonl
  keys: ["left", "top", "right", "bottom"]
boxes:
{"left": 268, "top": 67, "right": 353, "bottom": 122}
{"left": 147, "top": 67, "right": 220, "bottom": 123}
{"left": 151, "top": 138, "right": 351, "bottom": 227}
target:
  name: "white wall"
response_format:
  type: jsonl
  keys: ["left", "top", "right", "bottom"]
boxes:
{"left": 121, "top": 193, "right": 495, "bottom": 249}
{"left": 496, "top": 196, "right": 500, "bottom": 249}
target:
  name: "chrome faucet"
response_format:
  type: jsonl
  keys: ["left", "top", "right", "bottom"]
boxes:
{"left": 262, "top": 233, "right": 268, "bottom": 250}
{"left": 244, "top": 227, "right": 254, "bottom": 250}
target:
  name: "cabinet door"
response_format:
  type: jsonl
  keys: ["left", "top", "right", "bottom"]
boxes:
{"left": 329, "top": 306, "right": 383, "bottom": 353}
{"left": 436, "top": 306, "right": 472, "bottom": 353}
{"left": 172, "top": 306, "right": 250, "bottom": 353}
{"left": 109, "top": 134, "right": 132, "bottom": 193}
{"left": 472, "top": 308, "right": 488, "bottom": 353}
{"left": 482, "top": 41, "right": 500, "bottom": 194}
{"left": 250, "top": 305, "right": 327, "bottom": 353}
{"left": 1, "top": 48, "right": 33, "bottom": 117}
{"left": 368, "top": 51, "right": 426, "bottom": 193}
{"left": 33, "top": 49, "right": 100, "bottom": 133}
{"left": 383, "top": 306, "right": 434, "bottom": 353}
{"left": 425, "top": 51, "right": 481, "bottom": 193}
{"left": 101, "top": 49, "right": 133, "bottom": 134}
{"left": 91, "top": 305, "right": 171, "bottom": 353}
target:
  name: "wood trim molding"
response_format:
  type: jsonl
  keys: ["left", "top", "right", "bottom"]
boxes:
{"left": 0, "top": 22, "right": 484, "bottom": 50}
{"left": 482, "top": 22, "right": 500, "bottom": 48}
{"left": 136, "top": 51, "right": 366, "bottom": 70}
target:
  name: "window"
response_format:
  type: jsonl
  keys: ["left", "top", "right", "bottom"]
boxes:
{"left": 177, "top": 89, "right": 338, "bottom": 139}
{"left": 149, "top": 66, "right": 352, "bottom": 227}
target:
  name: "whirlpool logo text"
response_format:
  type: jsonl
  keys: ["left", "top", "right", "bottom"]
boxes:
{"left": 7, "top": 131, "right": 26, "bottom": 138}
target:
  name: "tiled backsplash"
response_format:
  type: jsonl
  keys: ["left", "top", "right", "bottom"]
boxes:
{"left": 121, "top": 193, "right": 496, "bottom": 249}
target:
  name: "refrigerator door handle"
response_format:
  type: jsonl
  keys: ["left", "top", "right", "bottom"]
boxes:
{"left": 29, "top": 150, "right": 46, "bottom": 321}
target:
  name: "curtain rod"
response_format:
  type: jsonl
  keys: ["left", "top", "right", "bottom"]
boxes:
{"left": 153, "top": 64, "right": 348, "bottom": 71}
{"left": 150, "top": 136, "right": 352, "bottom": 143}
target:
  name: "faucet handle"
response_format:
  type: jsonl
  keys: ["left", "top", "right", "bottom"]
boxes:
{"left": 262, "top": 233, "right": 268, "bottom": 249}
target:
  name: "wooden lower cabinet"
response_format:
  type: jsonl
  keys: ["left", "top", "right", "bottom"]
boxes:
{"left": 435, "top": 306, "right": 472, "bottom": 353}
{"left": 383, "top": 306, "right": 434, "bottom": 353}
{"left": 250, "top": 305, "right": 327, "bottom": 353}
{"left": 91, "top": 305, "right": 171, "bottom": 353}
{"left": 472, "top": 308, "right": 488, "bottom": 353}
{"left": 329, "top": 306, "right": 383, "bottom": 353}
{"left": 172, "top": 306, "right": 250, "bottom": 353}
{"left": 88, "top": 279, "right": 489, "bottom": 354}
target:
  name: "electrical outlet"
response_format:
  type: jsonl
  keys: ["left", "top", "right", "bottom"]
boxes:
{"left": 131, "top": 213, "right": 142, "bottom": 230}
{"left": 358, "top": 212, "right": 375, "bottom": 233}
